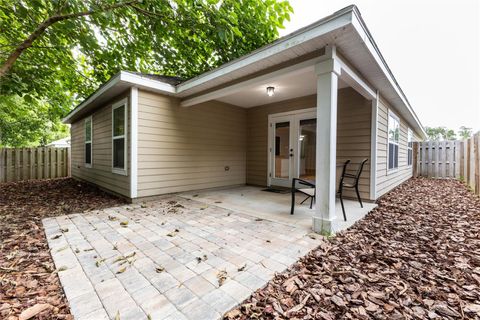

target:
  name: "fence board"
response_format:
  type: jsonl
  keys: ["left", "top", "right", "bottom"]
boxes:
{"left": 414, "top": 133, "right": 480, "bottom": 196}
{"left": 0, "top": 147, "right": 70, "bottom": 183}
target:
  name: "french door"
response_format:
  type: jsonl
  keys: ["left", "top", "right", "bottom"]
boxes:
{"left": 268, "top": 108, "right": 317, "bottom": 187}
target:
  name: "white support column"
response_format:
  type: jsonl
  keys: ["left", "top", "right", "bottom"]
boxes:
{"left": 313, "top": 57, "right": 341, "bottom": 233}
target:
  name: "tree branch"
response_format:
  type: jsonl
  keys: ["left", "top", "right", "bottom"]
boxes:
{"left": 0, "top": 0, "right": 140, "bottom": 78}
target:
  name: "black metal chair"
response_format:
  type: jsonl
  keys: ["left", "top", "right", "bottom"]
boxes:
{"left": 337, "top": 158, "right": 368, "bottom": 221}
{"left": 290, "top": 178, "right": 315, "bottom": 215}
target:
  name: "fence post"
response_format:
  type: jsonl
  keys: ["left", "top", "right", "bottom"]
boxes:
{"left": 412, "top": 142, "right": 418, "bottom": 177}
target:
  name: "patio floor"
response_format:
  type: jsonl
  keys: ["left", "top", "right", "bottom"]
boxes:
{"left": 44, "top": 195, "right": 323, "bottom": 320}
{"left": 180, "top": 185, "right": 377, "bottom": 232}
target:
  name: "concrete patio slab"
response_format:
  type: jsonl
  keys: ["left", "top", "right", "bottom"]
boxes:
{"left": 180, "top": 185, "right": 377, "bottom": 232}
{"left": 44, "top": 195, "right": 323, "bottom": 320}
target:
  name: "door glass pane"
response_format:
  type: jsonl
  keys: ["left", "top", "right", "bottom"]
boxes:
{"left": 299, "top": 118, "right": 316, "bottom": 181}
{"left": 274, "top": 122, "right": 290, "bottom": 179}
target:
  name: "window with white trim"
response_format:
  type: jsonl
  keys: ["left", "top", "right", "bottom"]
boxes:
{"left": 407, "top": 128, "right": 413, "bottom": 166}
{"left": 388, "top": 111, "right": 400, "bottom": 171}
{"left": 85, "top": 117, "right": 92, "bottom": 167}
{"left": 112, "top": 100, "right": 127, "bottom": 175}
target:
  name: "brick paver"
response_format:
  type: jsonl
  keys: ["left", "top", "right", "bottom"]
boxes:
{"left": 44, "top": 195, "right": 322, "bottom": 320}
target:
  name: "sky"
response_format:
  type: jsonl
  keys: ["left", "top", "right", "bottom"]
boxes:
{"left": 279, "top": 0, "right": 480, "bottom": 133}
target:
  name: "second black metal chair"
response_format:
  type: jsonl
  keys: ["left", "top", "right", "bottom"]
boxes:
{"left": 337, "top": 158, "right": 368, "bottom": 221}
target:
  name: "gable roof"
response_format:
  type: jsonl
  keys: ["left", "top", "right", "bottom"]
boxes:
{"left": 62, "top": 5, "right": 425, "bottom": 138}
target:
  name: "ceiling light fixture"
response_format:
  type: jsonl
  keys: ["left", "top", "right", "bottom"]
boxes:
{"left": 266, "top": 86, "right": 275, "bottom": 97}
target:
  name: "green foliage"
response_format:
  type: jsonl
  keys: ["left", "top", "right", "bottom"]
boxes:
{"left": 425, "top": 126, "right": 457, "bottom": 141}
{"left": 0, "top": 95, "right": 69, "bottom": 147}
{"left": 0, "top": 0, "right": 293, "bottom": 146}
{"left": 458, "top": 126, "right": 473, "bottom": 140}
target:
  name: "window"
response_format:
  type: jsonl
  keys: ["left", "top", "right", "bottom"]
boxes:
{"left": 85, "top": 117, "right": 92, "bottom": 167}
{"left": 407, "top": 128, "right": 413, "bottom": 166}
{"left": 387, "top": 111, "right": 400, "bottom": 171}
{"left": 112, "top": 99, "right": 127, "bottom": 175}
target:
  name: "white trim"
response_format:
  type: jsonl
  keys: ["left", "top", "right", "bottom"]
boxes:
{"left": 130, "top": 87, "right": 138, "bottom": 198}
{"left": 120, "top": 72, "right": 176, "bottom": 94}
{"left": 407, "top": 127, "right": 413, "bottom": 167}
{"left": 112, "top": 98, "right": 128, "bottom": 176}
{"left": 369, "top": 92, "right": 378, "bottom": 200}
{"left": 84, "top": 116, "right": 92, "bottom": 168}
{"left": 387, "top": 109, "right": 400, "bottom": 174}
{"left": 335, "top": 54, "right": 376, "bottom": 100}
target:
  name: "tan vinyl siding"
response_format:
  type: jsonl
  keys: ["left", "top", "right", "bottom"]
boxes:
{"left": 137, "top": 89, "right": 247, "bottom": 197}
{"left": 70, "top": 91, "right": 131, "bottom": 197}
{"left": 246, "top": 87, "right": 371, "bottom": 199}
{"left": 375, "top": 96, "right": 414, "bottom": 197}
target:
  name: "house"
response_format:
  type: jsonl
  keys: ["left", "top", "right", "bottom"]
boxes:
{"left": 46, "top": 137, "right": 71, "bottom": 148}
{"left": 62, "top": 5, "right": 426, "bottom": 233}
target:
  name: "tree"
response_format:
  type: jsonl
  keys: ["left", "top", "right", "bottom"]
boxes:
{"left": 0, "top": 95, "right": 69, "bottom": 147}
{"left": 458, "top": 126, "right": 473, "bottom": 140}
{"left": 0, "top": 0, "right": 293, "bottom": 145}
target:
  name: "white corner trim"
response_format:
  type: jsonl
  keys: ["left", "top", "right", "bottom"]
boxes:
{"left": 130, "top": 87, "right": 138, "bottom": 199}
{"left": 336, "top": 54, "right": 376, "bottom": 100}
{"left": 370, "top": 92, "right": 378, "bottom": 200}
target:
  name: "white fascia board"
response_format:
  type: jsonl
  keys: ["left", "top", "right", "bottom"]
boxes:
{"left": 119, "top": 71, "right": 176, "bottom": 95}
{"left": 180, "top": 56, "right": 329, "bottom": 107}
{"left": 350, "top": 9, "right": 426, "bottom": 138}
{"left": 176, "top": 7, "right": 354, "bottom": 94}
{"left": 62, "top": 73, "right": 121, "bottom": 123}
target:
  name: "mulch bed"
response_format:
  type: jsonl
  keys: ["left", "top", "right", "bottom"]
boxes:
{"left": 225, "top": 178, "right": 480, "bottom": 319}
{"left": 0, "top": 178, "right": 125, "bottom": 320}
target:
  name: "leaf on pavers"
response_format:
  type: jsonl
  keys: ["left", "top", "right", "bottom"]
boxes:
{"left": 55, "top": 245, "right": 69, "bottom": 253}
{"left": 307, "top": 233, "right": 318, "bottom": 240}
{"left": 266, "top": 240, "right": 271, "bottom": 243}
{"left": 166, "top": 229, "right": 180, "bottom": 237}
{"left": 95, "top": 258, "right": 106, "bottom": 267}
{"left": 115, "top": 311, "right": 121, "bottom": 320}
{"left": 254, "top": 218, "right": 263, "bottom": 221}
{"left": 147, "top": 315, "right": 152, "bottom": 320}
{"left": 116, "top": 266, "right": 127, "bottom": 274}
{"left": 141, "top": 203, "right": 148, "bottom": 208}
{"left": 74, "top": 248, "right": 80, "bottom": 253}
{"left": 19, "top": 303, "right": 52, "bottom": 320}
{"left": 120, "top": 221, "right": 129, "bottom": 227}
{"left": 113, "top": 243, "right": 118, "bottom": 250}
{"left": 50, "top": 234, "right": 62, "bottom": 240}
{"left": 238, "top": 263, "right": 247, "bottom": 272}
{"left": 155, "top": 265, "right": 165, "bottom": 273}
{"left": 196, "top": 254, "right": 208, "bottom": 263}
{"left": 108, "top": 215, "right": 118, "bottom": 221}
{"left": 199, "top": 205, "right": 208, "bottom": 210}
{"left": 161, "top": 221, "right": 166, "bottom": 225}
{"left": 60, "top": 227, "right": 69, "bottom": 233}
{"left": 83, "top": 248, "right": 93, "bottom": 252}
{"left": 56, "top": 266, "right": 68, "bottom": 272}
{"left": 217, "top": 270, "right": 228, "bottom": 286}
{"left": 227, "top": 212, "right": 231, "bottom": 216}
{"left": 214, "top": 201, "right": 222, "bottom": 204}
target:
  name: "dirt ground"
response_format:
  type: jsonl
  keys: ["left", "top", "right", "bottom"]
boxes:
{"left": 225, "top": 178, "right": 480, "bottom": 320}
{"left": 0, "top": 178, "right": 125, "bottom": 320}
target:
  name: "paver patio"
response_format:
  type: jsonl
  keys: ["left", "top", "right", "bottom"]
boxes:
{"left": 44, "top": 195, "right": 322, "bottom": 320}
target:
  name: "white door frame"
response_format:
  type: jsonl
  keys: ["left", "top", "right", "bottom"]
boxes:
{"left": 267, "top": 107, "right": 317, "bottom": 187}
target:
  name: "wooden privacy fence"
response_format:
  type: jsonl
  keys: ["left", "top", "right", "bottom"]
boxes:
{"left": 0, "top": 147, "right": 70, "bottom": 183}
{"left": 413, "top": 133, "right": 480, "bottom": 196}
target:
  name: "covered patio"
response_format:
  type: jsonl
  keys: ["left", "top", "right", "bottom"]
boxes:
{"left": 180, "top": 43, "right": 379, "bottom": 233}
{"left": 180, "top": 185, "right": 377, "bottom": 233}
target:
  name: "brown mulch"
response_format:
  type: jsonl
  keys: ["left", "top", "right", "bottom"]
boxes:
{"left": 225, "top": 178, "right": 480, "bottom": 319}
{"left": 0, "top": 178, "right": 125, "bottom": 320}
